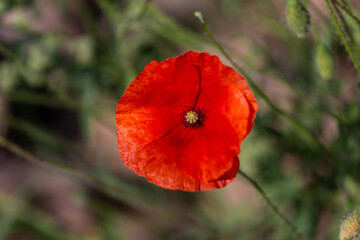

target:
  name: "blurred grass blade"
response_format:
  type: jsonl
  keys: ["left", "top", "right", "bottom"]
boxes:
{"left": 0, "top": 192, "right": 78, "bottom": 240}
{"left": 0, "top": 192, "right": 28, "bottom": 239}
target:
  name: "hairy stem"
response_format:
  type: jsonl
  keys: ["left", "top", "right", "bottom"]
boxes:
{"left": 334, "top": 0, "right": 360, "bottom": 26}
{"left": 238, "top": 169, "right": 303, "bottom": 239}
{"left": 332, "top": 0, "right": 360, "bottom": 59}
{"left": 324, "top": 0, "right": 360, "bottom": 78}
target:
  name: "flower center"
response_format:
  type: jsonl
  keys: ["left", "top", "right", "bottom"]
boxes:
{"left": 185, "top": 111, "right": 199, "bottom": 124}
{"left": 177, "top": 106, "right": 206, "bottom": 129}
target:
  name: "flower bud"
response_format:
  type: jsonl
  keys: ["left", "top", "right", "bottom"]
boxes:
{"left": 315, "top": 43, "right": 334, "bottom": 80}
{"left": 286, "top": 0, "right": 310, "bottom": 37}
{"left": 340, "top": 207, "right": 360, "bottom": 240}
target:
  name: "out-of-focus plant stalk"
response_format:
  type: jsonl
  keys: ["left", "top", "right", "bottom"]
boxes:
{"left": 0, "top": 134, "right": 218, "bottom": 236}
{"left": 0, "top": 42, "right": 46, "bottom": 88}
{"left": 311, "top": 21, "right": 320, "bottom": 42}
{"left": 0, "top": 191, "right": 78, "bottom": 240}
{"left": 262, "top": 69, "right": 343, "bottom": 122}
{"left": 0, "top": 135, "right": 91, "bottom": 183}
{"left": 324, "top": 0, "right": 360, "bottom": 78}
{"left": 0, "top": 131, "right": 154, "bottom": 217}
{"left": 0, "top": 43, "right": 17, "bottom": 61}
{"left": 194, "top": 11, "right": 327, "bottom": 152}
{"left": 238, "top": 169, "right": 303, "bottom": 239}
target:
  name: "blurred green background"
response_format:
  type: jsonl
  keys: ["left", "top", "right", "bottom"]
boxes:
{"left": 0, "top": 0, "right": 360, "bottom": 239}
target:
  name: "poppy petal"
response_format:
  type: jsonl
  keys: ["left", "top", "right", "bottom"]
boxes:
{"left": 118, "top": 124, "right": 240, "bottom": 191}
{"left": 116, "top": 56, "right": 203, "bottom": 147}
{"left": 116, "top": 50, "right": 258, "bottom": 191}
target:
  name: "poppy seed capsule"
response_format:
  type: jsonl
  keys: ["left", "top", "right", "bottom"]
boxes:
{"left": 178, "top": 106, "right": 206, "bottom": 129}
{"left": 185, "top": 111, "right": 199, "bottom": 124}
{"left": 340, "top": 207, "right": 360, "bottom": 240}
{"left": 286, "top": 0, "right": 310, "bottom": 38}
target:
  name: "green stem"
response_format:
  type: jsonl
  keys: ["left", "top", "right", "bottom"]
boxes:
{"left": 194, "top": 11, "right": 327, "bottom": 152}
{"left": 334, "top": 0, "right": 360, "bottom": 26}
{"left": 238, "top": 170, "right": 303, "bottom": 239}
{"left": 332, "top": 0, "right": 360, "bottom": 59}
{"left": 324, "top": 0, "right": 360, "bottom": 78}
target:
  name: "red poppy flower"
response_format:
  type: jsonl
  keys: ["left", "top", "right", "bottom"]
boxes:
{"left": 115, "top": 51, "right": 258, "bottom": 191}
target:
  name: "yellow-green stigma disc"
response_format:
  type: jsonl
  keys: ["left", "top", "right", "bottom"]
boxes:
{"left": 185, "top": 111, "right": 199, "bottom": 124}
